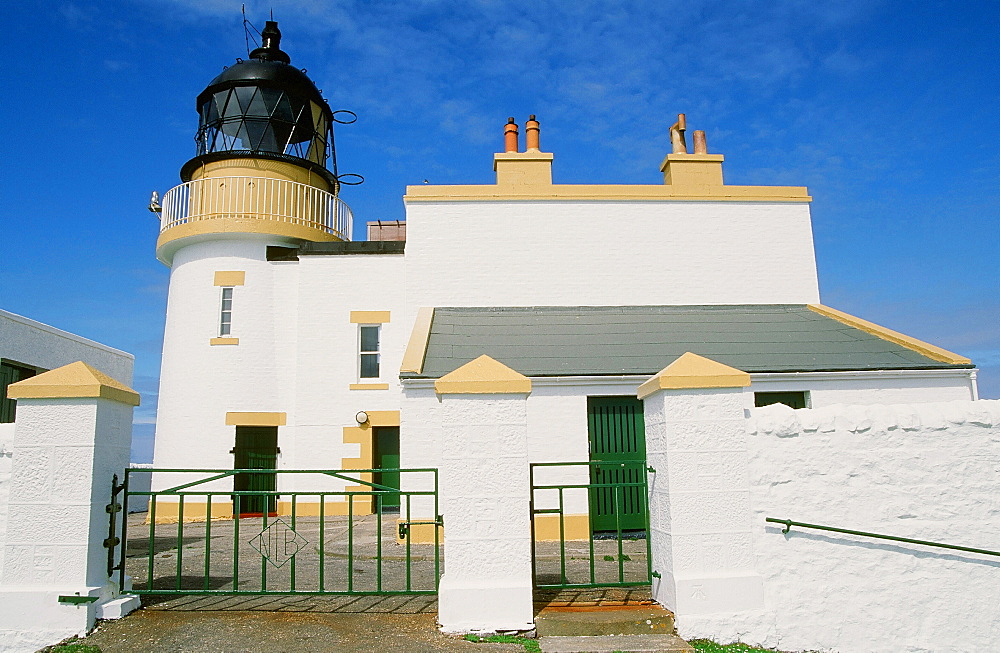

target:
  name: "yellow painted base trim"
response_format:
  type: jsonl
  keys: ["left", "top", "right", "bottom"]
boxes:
{"left": 349, "top": 383, "right": 389, "bottom": 391}
{"left": 533, "top": 513, "right": 592, "bottom": 541}
{"left": 808, "top": 304, "right": 972, "bottom": 365}
{"left": 396, "top": 520, "right": 444, "bottom": 545}
{"left": 146, "top": 500, "right": 235, "bottom": 524}
{"left": 276, "top": 500, "right": 354, "bottom": 517}
{"left": 350, "top": 311, "right": 391, "bottom": 324}
{"left": 226, "top": 411, "right": 287, "bottom": 426}
{"left": 210, "top": 337, "right": 239, "bottom": 346}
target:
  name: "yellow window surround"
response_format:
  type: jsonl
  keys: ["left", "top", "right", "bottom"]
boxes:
{"left": 350, "top": 311, "right": 391, "bottom": 324}
{"left": 214, "top": 271, "right": 246, "bottom": 286}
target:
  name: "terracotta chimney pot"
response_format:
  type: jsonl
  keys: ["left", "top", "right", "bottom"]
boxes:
{"left": 693, "top": 130, "right": 708, "bottom": 154}
{"left": 525, "top": 114, "right": 540, "bottom": 151}
{"left": 504, "top": 117, "right": 519, "bottom": 153}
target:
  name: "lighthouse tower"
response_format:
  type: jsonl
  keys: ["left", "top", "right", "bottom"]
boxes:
{"left": 151, "top": 22, "right": 353, "bottom": 514}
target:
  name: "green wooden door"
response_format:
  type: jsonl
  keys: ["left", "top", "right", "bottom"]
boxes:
{"left": 374, "top": 427, "right": 401, "bottom": 512}
{"left": 587, "top": 396, "right": 647, "bottom": 532}
{"left": 233, "top": 426, "right": 278, "bottom": 515}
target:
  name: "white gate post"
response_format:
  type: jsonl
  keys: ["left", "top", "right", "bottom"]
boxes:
{"left": 434, "top": 355, "right": 534, "bottom": 632}
{"left": 638, "top": 353, "right": 763, "bottom": 616}
{"left": 0, "top": 362, "right": 140, "bottom": 652}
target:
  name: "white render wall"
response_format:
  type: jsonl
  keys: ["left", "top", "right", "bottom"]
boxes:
{"left": 152, "top": 238, "right": 286, "bottom": 491}
{"left": 404, "top": 200, "right": 820, "bottom": 309}
{"left": 152, "top": 238, "right": 409, "bottom": 495}
{"left": 0, "top": 310, "right": 134, "bottom": 385}
{"left": 678, "top": 399, "right": 1000, "bottom": 653}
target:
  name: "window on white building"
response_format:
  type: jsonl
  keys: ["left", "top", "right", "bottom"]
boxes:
{"left": 219, "top": 287, "right": 234, "bottom": 336}
{"left": 359, "top": 325, "right": 380, "bottom": 379}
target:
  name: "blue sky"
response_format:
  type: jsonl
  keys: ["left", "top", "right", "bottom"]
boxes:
{"left": 1, "top": 1, "right": 997, "bottom": 462}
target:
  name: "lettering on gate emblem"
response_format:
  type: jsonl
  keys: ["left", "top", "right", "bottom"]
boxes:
{"left": 249, "top": 519, "right": 308, "bottom": 568}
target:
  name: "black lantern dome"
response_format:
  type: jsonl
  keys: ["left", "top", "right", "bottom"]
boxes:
{"left": 182, "top": 21, "right": 340, "bottom": 187}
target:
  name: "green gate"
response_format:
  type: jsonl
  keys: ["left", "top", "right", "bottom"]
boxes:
{"left": 588, "top": 397, "right": 647, "bottom": 532}
{"left": 530, "top": 461, "right": 652, "bottom": 589}
{"left": 111, "top": 467, "right": 442, "bottom": 596}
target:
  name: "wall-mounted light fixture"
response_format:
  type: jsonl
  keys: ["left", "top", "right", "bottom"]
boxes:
{"left": 355, "top": 411, "right": 369, "bottom": 425}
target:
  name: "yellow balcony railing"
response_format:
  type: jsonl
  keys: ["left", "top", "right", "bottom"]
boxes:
{"left": 160, "top": 176, "right": 352, "bottom": 241}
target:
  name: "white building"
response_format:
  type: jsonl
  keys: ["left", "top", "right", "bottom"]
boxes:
{"left": 0, "top": 309, "right": 134, "bottom": 581}
{"left": 149, "top": 23, "right": 977, "bottom": 529}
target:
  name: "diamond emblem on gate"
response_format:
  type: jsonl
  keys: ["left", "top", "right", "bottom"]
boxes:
{"left": 249, "top": 519, "right": 308, "bottom": 568}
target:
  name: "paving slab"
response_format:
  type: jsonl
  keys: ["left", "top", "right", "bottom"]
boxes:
{"left": 540, "top": 634, "right": 694, "bottom": 652}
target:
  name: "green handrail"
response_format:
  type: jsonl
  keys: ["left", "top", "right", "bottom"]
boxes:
{"left": 766, "top": 517, "right": 1000, "bottom": 557}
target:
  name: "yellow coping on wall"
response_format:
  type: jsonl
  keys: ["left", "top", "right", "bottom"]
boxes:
{"left": 434, "top": 355, "right": 532, "bottom": 395}
{"left": 335, "top": 410, "right": 401, "bottom": 516}
{"left": 350, "top": 311, "right": 391, "bottom": 324}
{"left": 404, "top": 182, "right": 811, "bottom": 203}
{"left": 808, "top": 304, "right": 972, "bottom": 365}
{"left": 349, "top": 383, "right": 389, "bottom": 391}
{"left": 225, "top": 412, "right": 287, "bottom": 426}
{"left": 210, "top": 337, "right": 240, "bottom": 346}
{"left": 637, "top": 352, "right": 751, "bottom": 399}
{"left": 400, "top": 307, "right": 435, "bottom": 374}
{"left": 214, "top": 271, "right": 245, "bottom": 286}
{"left": 7, "top": 361, "right": 140, "bottom": 406}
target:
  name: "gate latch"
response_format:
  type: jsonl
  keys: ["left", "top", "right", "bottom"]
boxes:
{"left": 398, "top": 515, "right": 444, "bottom": 540}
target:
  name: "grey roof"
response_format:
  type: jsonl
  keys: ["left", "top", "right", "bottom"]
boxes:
{"left": 406, "top": 305, "right": 971, "bottom": 378}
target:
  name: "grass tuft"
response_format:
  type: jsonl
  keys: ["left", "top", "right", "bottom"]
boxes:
{"left": 463, "top": 633, "right": 541, "bottom": 652}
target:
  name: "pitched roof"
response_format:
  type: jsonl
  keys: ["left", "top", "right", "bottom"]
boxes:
{"left": 404, "top": 305, "right": 973, "bottom": 379}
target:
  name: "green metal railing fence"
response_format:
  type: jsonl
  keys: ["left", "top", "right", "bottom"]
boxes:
{"left": 766, "top": 518, "right": 1000, "bottom": 557}
{"left": 530, "top": 461, "right": 653, "bottom": 589}
{"left": 113, "top": 467, "right": 442, "bottom": 596}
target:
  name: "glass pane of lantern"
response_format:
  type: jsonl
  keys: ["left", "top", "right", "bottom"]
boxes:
{"left": 216, "top": 90, "right": 237, "bottom": 120}
{"left": 247, "top": 89, "right": 269, "bottom": 118}
{"left": 273, "top": 92, "right": 294, "bottom": 123}
{"left": 258, "top": 123, "right": 278, "bottom": 152}
{"left": 243, "top": 119, "right": 269, "bottom": 151}
{"left": 233, "top": 86, "right": 256, "bottom": 113}
{"left": 259, "top": 88, "right": 283, "bottom": 118}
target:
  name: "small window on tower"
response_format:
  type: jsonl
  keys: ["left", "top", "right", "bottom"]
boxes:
{"left": 219, "top": 287, "right": 234, "bottom": 336}
{"left": 359, "top": 325, "right": 380, "bottom": 379}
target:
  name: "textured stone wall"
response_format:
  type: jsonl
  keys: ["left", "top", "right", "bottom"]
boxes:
{"left": 437, "top": 393, "right": 534, "bottom": 632}
{"left": 679, "top": 399, "right": 1000, "bottom": 653}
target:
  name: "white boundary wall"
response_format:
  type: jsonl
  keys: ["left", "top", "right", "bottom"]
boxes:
{"left": 678, "top": 398, "right": 1000, "bottom": 653}
{"left": 0, "top": 310, "right": 133, "bottom": 584}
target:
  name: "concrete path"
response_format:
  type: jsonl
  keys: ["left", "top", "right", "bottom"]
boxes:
{"left": 44, "top": 609, "right": 524, "bottom": 653}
